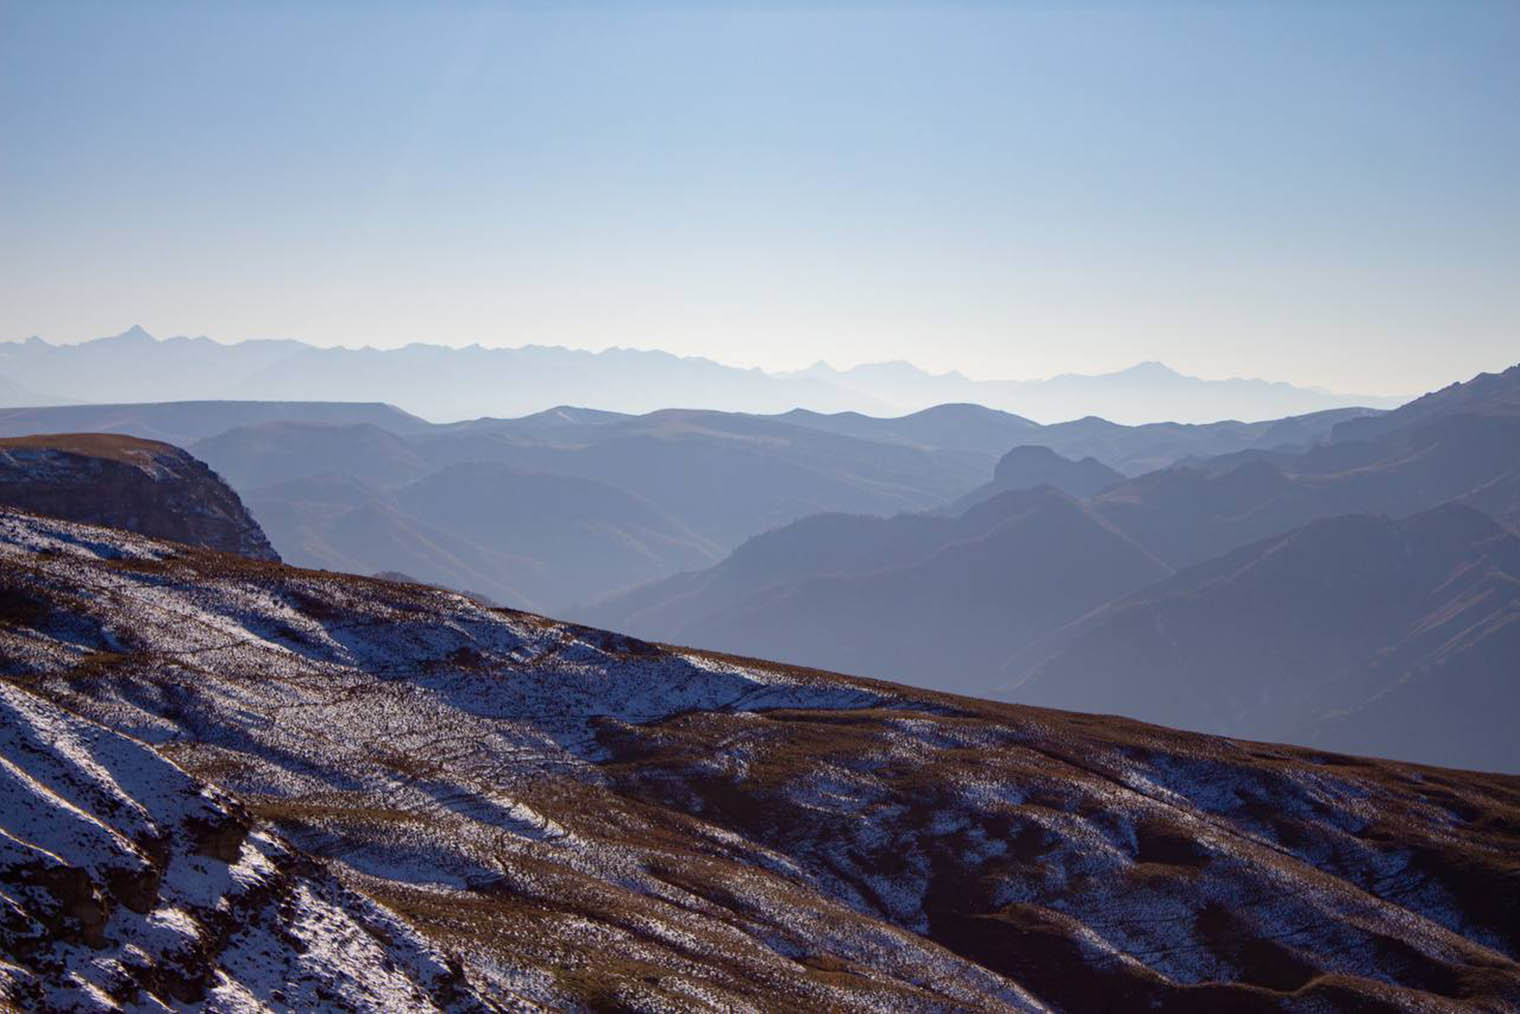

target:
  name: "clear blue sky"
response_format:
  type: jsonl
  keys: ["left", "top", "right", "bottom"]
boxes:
{"left": 2, "top": 1, "right": 1516, "bottom": 394}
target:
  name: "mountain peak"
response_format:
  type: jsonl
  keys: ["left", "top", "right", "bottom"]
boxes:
{"left": 102, "top": 324, "right": 155, "bottom": 344}
{"left": 1116, "top": 360, "right": 1184, "bottom": 378}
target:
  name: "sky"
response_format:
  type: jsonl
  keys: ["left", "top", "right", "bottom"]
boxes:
{"left": 2, "top": 1, "right": 1516, "bottom": 395}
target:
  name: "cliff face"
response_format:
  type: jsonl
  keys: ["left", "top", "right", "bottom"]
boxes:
{"left": 0, "top": 433, "right": 278, "bottom": 561}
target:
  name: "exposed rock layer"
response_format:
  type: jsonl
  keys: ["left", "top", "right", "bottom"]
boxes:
{"left": 0, "top": 433, "right": 278, "bottom": 561}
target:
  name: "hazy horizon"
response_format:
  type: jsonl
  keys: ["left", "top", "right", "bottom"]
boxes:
{"left": 3, "top": 322, "right": 1438, "bottom": 399}
{"left": 4, "top": 1, "right": 1517, "bottom": 396}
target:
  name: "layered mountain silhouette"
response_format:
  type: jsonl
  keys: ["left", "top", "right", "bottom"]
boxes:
{"left": 0, "top": 397, "right": 1357, "bottom": 612}
{"left": 1091, "top": 406, "right": 1520, "bottom": 568}
{"left": 1006, "top": 504, "right": 1520, "bottom": 772}
{"left": 585, "top": 487, "right": 1171, "bottom": 690}
{"left": 0, "top": 373, "right": 63, "bottom": 408}
{"left": 2, "top": 508, "right": 1516, "bottom": 1010}
{"left": 191, "top": 411, "right": 978, "bottom": 608}
{"left": 0, "top": 399, "right": 427, "bottom": 446}
{"left": 0, "top": 356, "right": 1511, "bottom": 777}
{"left": 193, "top": 421, "right": 432, "bottom": 489}
{"left": 786, "top": 357, "right": 1406, "bottom": 425}
{"left": 1329, "top": 361, "right": 1520, "bottom": 443}
{"left": 0, "top": 326, "right": 1401, "bottom": 423}
{"left": 767, "top": 403, "right": 1379, "bottom": 475}
{"left": 594, "top": 362, "right": 1520, "bottom": 769}
{"left": 948, "top": 445, "right": 1123, "bottom": 512}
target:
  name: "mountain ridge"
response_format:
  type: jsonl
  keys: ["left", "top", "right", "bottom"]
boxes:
{"left": 1003, "top": 502, "right": 1520, "bottom": 772}
{"left": 0, "top": 326, "right": 1407, "bottom": 423}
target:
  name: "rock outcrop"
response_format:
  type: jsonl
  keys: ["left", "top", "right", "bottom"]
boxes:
{"left": 0, "top": 433, "right": 278, "bottom": 561}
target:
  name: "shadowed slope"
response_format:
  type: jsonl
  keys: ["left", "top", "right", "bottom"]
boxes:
{"left": 587, "top": 488, "right": 1171, "bottom": 694}
{"left": 948, "top": 444, "right": 1124, "bottom": 513}
{"left": 1005, "top": 504, "right": 1520, "bottom": 772}
{"left": 1093, "top": 411, "right": 1520, "bottom": 569}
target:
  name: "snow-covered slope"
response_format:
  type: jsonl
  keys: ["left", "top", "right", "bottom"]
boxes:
{"left": 1, "top": 508, "right": 1517, "bottom": 1010}
{"left": 0, "top": 682, "right": 492, "bottom": 1011}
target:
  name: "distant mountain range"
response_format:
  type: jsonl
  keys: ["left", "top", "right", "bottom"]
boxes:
{"left": 0, "top": 357, "right": 1513, "bottom": 770}
{"left": 0, "top": 325, "right": 1406, "bottom": 423}
{"left": 0, "top": 398, "right": 1368, "bottom": 613}
{"left": 591, "top": 362, "right": 1520, "bottom": 771}
{"left": 784, "top": 357, "right": 1406, "bottom": 425}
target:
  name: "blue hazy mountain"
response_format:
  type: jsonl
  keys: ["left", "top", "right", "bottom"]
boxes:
{"left": 0, "top": 326, "right": 1401, "bottom": 423}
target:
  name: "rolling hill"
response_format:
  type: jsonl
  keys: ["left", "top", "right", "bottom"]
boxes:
{"left": 1, "top": 508, "right": 1516, "bottom": 1010}
{"left": 586, "top": 488, "right": 1172, "bottom": 691}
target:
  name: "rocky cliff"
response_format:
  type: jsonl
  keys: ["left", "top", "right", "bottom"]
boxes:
{"left": 0, "top": 433, "right": 277, "bottom": 561}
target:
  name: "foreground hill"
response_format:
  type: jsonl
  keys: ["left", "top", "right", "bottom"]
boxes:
{"left": 1006, "top": 504, "right": 1520, "bottom": 773}
{"left": 0, "top": 433, "right": 277, "bottom": 561}
{"left": 2, "top": 509, "right": 1517, "bottom": 1010}
{"left": 0, "top": 681, "right": 477, "bottom": 1010}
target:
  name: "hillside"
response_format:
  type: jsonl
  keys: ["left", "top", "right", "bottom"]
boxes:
{"left": 0, "top": 433, "right": 277, "bottom": 561}
{"left": 192, "top": 421, "right": 432, "bottom": 489}
{"left": 193, "top": 412, "right": 955, "bottom": 611}
{"left": 0, "top": 681, "right": 482, "bottom": 1010}
{"left": 1330, "top": 362, "right": 1520, "bottom": 444}
{"left": 1005, "top": 504, "right": 1520, "bottom": 772}
{"left": 587, "top": 488, "right": 1172, "bottom": 692}
{"left": 1086, "top": 360, "right": 1520, "bottom": 569}
{"left": 242, "top": 473, "right": 545, "bottom": 610}
{"left": 588, "top": 364, "right": 1520, "bottom": 757}
{"left": 242, "top": 463, "right": 726, "bottom": 611}
{"left": 0, "top": 509, "right": 1517, "bottom": 1010}
{"left": 1092, "top": 411, "right": 1520, "bottom": 569}
{"left": 1009, "top": 407, "right": 1378, "bottom": 476}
